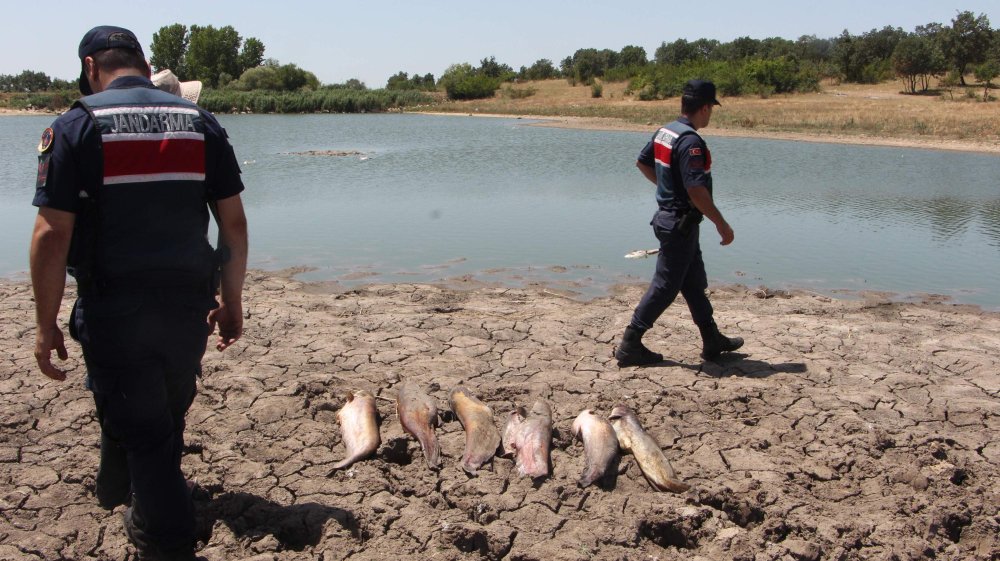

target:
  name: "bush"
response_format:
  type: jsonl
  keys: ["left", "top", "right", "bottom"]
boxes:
{"left": 628, "top": 59, "right": 819, "bottom": 101}
{"left": 591, "top": 82, "right": 603, "bottom": 98}
{"left": 500, "top": 86, "right": 536, "bottom": 99}
{"left": 439, "top": 63, "right": 501, "bottom": 100}
{"left": 198, "top": 89, "right": 431, "bottom": 113}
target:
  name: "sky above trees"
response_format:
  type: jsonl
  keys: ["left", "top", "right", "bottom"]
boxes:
{"left": 1, "top": 0, "right": 996, "bottom": 87}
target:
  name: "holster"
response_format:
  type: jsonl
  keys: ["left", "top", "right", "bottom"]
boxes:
{"left": 677, "top": 210, "right": 704, "bottom": 235}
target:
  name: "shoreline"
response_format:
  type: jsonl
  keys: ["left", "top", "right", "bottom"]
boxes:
{"left": 415, "top": 111, "right": 1000, "bottom": 155}
{"left": 7, "top": 106, "right": 999, "bottom": 156}
{"left": 2, "top": 270, "right": 998, "bottom": 560}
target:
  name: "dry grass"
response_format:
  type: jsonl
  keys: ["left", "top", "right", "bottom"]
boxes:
{"left": 416, "top": 79, "right": 1000, "bottom": 152}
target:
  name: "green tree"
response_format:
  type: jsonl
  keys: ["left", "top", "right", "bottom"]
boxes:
{"left": 568, "top": 48, "right": 608, "bottom": 83}
{"left": 795, "top": 35, "right": 833, "bottom": 62}
{"left": 832, "top": 26, "right": 905, "bottom": 83}
{"left": 186, "top": 25, "right": 242, "bottom": 87}
{"left": 439, "top": 63, "right": 500, "bottom": 100}
{"left": 386, "top": 71, "right": 412, "bottom": 90}
{"left": 940, "top": 11, "right": 994, "bottom": 85}
{"left": 150, "top": 24, "right": 189, "bottom": 76}
{"left": 892, "top": 34, "right": 946, "bottom": 93}
{"left": 478, "top": 56, "right": 514, "bottom": 80}
{"left": 618, "top": 45, "right": 648, "bottom": 67}
{"left": 6, "top": 70, "right": 51, "bottom": 92}
{"left": 974, "top": 61, "right": 999, "bottom": 100}
{"left": 719, "top": 36, "right": 761, "bottom": 61}
{"left": 655, "top": 39, "right": 695, "bottom": 65}
{"left": 238, "top": 37, "right": 266, "bottom": 75}
{"left": 521, "top": 58, "right": 558, "bottom": 80}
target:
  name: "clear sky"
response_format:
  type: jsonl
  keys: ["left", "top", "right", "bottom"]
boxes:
{"left": 2, "top": 1, "right": 996, "bottom": 88}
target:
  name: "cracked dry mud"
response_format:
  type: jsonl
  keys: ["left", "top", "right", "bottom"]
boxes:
{"left": 2, "top": 271, "right": 998, "bottom": 561}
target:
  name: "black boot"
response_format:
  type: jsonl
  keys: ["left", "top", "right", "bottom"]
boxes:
{"left": 96, "top": 432, "right": 131, "bottom": 509}
{"left": 614, "top": 326, "right": 663, "bottom": 367}
{"left": 698, "top": 320, "right": 744, "bottom": 359}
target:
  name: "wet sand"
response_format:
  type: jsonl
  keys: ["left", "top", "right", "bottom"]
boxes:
{"left": 2, "top": 270, "right": 998, "bottom": 560}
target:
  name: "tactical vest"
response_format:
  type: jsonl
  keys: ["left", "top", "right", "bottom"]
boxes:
{"left": 72, "top": 85, "right": 215, "bottom": 291}
{"left": 650, "top": 120, "right": 712, "bottom": 214}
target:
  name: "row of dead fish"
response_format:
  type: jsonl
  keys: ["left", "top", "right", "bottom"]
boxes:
{"left": 329, "top": 382, "right": 690, "bottom": 493}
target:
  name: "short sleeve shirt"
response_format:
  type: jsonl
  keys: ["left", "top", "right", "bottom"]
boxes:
{"left": 637, "top": 116, "right": 711, "bottom": 213}
{"left": 33, "top": 76, "right": 244, "bottom": 212}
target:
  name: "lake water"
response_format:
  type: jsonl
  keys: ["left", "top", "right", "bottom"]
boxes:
{"left": 2, "top": 113, "right": 998, "bottom": 310}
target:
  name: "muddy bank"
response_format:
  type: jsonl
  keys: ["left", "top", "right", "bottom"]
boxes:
{"left": 1, "top": 271, "right": 998, "bottom": 560}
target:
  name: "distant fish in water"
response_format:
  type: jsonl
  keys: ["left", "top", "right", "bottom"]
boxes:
{"left": 328, "top": 389, "right": 380, "bottom": 473}
{"left": 572, "top": 409, "right": 619, "bottom": 487}
{"left": 505, "top": 400, "right": 553, "bottom": 479}
{"left": 396, "top": 381, "right": 441, "bottom": 470}
{"left": 609, "top": 404, "right": 690, "bottom": 493}
{"left": 625, "top": 249, "right": 659, "bottom": 259}
{"left": 449, "top": 386, "right": 501, "bottom": 473}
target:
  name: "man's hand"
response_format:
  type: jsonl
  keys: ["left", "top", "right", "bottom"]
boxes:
{"left": 208, "top": 303, "right": 243, "bottom": 351}
{"left": 717, "top": 221, "right": 735, "bottom": 246}
{"left": 35, "top": 325, "right": 68, "bottom": 381}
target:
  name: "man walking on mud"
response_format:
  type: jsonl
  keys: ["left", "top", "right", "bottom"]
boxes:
{"left": 614, "top": 79, "right": 743, "bottom": 367}
{"left": 30, "top": 25, "right": 248, "bottom": 560}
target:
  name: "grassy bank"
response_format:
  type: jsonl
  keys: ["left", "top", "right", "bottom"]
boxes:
{"left": 198, "top": 88, "right": 432, "bottom": 114}
{"left": 417, "top": 79, "right": 1000, "bottom": 147}
{"left": 1, "top": 88, "right": 433, "bottom": 115}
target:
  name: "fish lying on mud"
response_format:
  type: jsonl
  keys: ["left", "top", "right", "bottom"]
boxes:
{"left": 572, "top": 409, "right": 619, "bottom": 487}
{"left": 501, "top": 406, "right": 527, "bottom": 457}
{"left": 329, "top": 389, "right": 381, "bottom": 473}
{"left": 609, "top": 404, "right": 690, "bottom": 493}
{"left": 396, "top": 381, "right": 441, "bottom": 470}
{"left": 505, "top": 400, "right": 553, "bottom": 479}
{"left": 449, "top": 386, "right": 502, "bottom": 473}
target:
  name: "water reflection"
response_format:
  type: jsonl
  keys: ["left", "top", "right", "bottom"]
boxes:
{"left": 1, "top": 114, "right": 998, "bottom": 308}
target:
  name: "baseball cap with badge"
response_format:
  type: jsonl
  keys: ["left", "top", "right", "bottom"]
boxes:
{"left": 77, "top": 25, "right": 144, "bottom": 95}
{"left": 682, "top": 79, "right": 721, "bottom": 106}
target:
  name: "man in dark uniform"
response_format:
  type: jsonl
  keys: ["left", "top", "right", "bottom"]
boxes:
{"left": 30, "top": 26, "right": 249, "bottom": 561}
{"left": 614, "top": 79, "right": 743, "bottom": 367}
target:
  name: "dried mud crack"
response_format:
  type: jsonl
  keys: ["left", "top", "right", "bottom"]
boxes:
{"left": 1, "top": 271, "right": 998, "bottom": 560}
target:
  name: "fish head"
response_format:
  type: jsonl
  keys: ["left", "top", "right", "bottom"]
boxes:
{"left": 571, "top": 409, "right": 593, "bottom": 438}
{"left": 529, "top": 400, "right": 552, "bottom": 420}
{"left": 608, "top": 404, "right": 635, "bottom": 422}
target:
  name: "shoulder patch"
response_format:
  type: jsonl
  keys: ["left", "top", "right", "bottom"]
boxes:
{"left": 38, "top": 128, "right": 54, "bottom": 154}
{"left": 689, "top": 147, "right": 702, "bottom": 157}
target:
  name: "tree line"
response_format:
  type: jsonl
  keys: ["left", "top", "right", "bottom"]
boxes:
{"left": 4, "top": 10, "right": 997, "bottom": 106}
{"left": 386, "top": 9, "right": 998, "bottom": 100}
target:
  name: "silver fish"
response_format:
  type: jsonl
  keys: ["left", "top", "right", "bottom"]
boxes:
{"left": 329, "top": 389, "right": 380, "bottom": 472}
{"left": 396, "top": 381, "right": 441, "bottom": 469}
{"left": 572, "top": 409, "right": 619, "bottom": 487}
{"left": 508, "top": 400, "right": 553, "bottom": 479}
{"left": 449, "top": 386, "right": 501, "bottom": 473}
{"left": 609, "top": 404, "right": 689, "bottom": 493}
{"left": 501, "top": 406, "right": 527, "bottom": 457}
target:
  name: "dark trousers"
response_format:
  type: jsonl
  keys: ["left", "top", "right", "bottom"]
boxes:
{"left": 630, "top": 213, "right": 714, "bottom": 332}
{"left": 72, "top": 289, "right": 213, "bottom": 553}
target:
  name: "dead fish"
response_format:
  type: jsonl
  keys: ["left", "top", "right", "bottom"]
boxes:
{"left": 396, "top": 381, "right": 441, "bottom": 469}
{"left": 449, "top": 386, "right": 501, "bottom": 473}
{"left": 501, "top": 406, "right": 527, "bottom": 457}
{"left": 609, "top": 404, "right": 690, "bottom": 493}
{"left": 329, "top": 390, "right": 380, "bottom": 473}
{"left": 572, "top": 409, "right": 619, "bottom": 487}
{"left": 509, "top": 400, "right": 553, "bottom": 478}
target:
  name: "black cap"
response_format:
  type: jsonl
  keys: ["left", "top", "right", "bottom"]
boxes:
{"left": 78, "top": 26, "right": 144, "bottom": 95}
{"left": 682, "top": 79, "right": 721, "bottom": 106}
